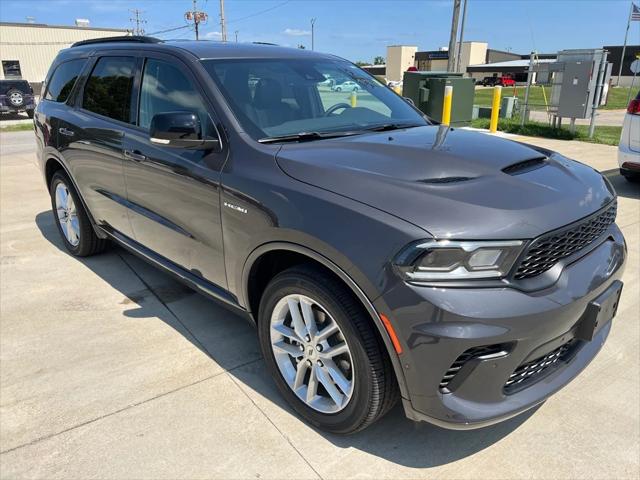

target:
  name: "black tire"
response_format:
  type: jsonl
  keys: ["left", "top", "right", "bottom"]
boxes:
{"left": 258, "top": 265, "right": 398, "bottom": 434}
{"left": 336, "top": 87, "right": 342, "bottom": 92}
{"left": 49, "top": 171, "right": 108, "bottom": 257}
{"left": 6, "top": 88, "right": 24, "bottom": 107}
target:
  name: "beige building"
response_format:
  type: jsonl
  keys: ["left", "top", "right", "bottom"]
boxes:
{"left": 0, "top": 22, "right": 129, "bottom": 88}
{"left": 456, "top": 41, "right": 487, "bottom": 73}
{"left": 385, "top": 45, "right": 417, "bottom": 82}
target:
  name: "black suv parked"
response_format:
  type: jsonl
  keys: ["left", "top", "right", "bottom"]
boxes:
{"left": 35, "top": 37, "right": 626, "bottom": 434}
{"left": 0, "top": 79, "right": 35, "bottom": 117}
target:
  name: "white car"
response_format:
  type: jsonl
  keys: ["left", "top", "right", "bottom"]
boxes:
{"left": 331, "top": 80, "right": 359, "bottom": 92}
{"left": 619, "top": 90, "right": 640, "bottom": 182}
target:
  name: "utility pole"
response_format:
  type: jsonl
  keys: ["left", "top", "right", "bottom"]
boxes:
{"left": 455, "top": 0, "right": 468, "bottom": 73}
{"left": 235, "top": 30, "right": 238, "bottom": 42}
{"left": 184, "top": 0, "right": 208, "bottom": 41}
{"left": 311, "top": 18, "right": 316, "bottom": 51}
{"left": 219, "top": 0, "right": 227, "bottom": 42}
{"left": 129, "top": 9, "right": 146, "bottom": 36}
{"left": 447, "top": 0, "right": 461, "bottom": 72}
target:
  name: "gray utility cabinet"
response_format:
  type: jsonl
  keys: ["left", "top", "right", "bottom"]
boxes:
{"left": 551, "top": 49, "right": 611, "bottom": 119}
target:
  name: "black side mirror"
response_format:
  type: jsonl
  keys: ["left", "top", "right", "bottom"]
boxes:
{"left": 150, "top": 111, "right": 220, "bottom": 150}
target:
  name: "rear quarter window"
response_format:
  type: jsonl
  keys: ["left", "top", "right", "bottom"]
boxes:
{"left": 45, "top": 59, "right": 86, "bottom": 103}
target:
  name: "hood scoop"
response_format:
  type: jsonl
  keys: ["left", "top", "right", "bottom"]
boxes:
{"left": 419, "top": 176, "right": 474, "bottom": 184}
{"left": 502, "top": 157, "right": 548, "bottom": 176}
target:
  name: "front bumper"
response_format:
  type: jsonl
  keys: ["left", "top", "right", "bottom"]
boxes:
{"left": 377, "top": 224, "right": 626, "bottom": 429}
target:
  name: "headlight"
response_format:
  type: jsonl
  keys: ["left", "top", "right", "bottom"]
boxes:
{"left": 395, "top": 240, "right": 524, "bottom": 281}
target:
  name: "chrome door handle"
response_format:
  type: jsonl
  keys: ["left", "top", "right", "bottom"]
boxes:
{"left": 124, "top": 150, "right": 147, "bottom": 162}
{"left": 58, "top": 127, "right": 75, "bottom": 137}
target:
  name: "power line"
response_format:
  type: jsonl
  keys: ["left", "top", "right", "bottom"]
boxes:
{"left": 148, "top": 24, "right": 191, "bottom": 36}
{"left": 227, "top": 0, "right": 292, "bottom": 25}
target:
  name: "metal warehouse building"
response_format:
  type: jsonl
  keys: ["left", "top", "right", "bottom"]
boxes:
{"left": 0, "top": 22, "right": 130, "bottom": 91}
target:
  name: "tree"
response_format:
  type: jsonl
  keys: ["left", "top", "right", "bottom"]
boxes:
{"left": 373, "top": 56, "right": 385, "bottom": 65}
{"left": 354, "top": 61, "right": 368, "bottom": 67}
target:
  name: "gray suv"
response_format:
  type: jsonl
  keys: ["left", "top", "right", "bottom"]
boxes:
{"left": 34, "top": 37, "right": 626, "bottom": 434}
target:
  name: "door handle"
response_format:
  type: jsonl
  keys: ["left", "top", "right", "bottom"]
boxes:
{"left": 58, "top": 127, "right": 75, "bottom": 137}
{"left": 124, "top": 150, "right": 147, "bottom": 162}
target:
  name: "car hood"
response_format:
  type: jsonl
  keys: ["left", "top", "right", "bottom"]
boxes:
{"left": 275, "top": 126, "right": 615, "bottom": 239}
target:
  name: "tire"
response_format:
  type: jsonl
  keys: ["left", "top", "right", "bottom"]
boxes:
{"left": 336, "top": 87, "right": 342, "bottom": 92}
{"left": 353, "top": 87, "right": 359, "bottom": 92}
{"left": 6, "top": 88, "right": 24, "bottom": 107}
{"left": 258, "top": 265, "right": 398, "bottom": 434}
{"left": 49, "top": 171, "right": 108, "bottom": 257}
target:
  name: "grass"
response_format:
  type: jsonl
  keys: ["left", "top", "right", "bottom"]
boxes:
{"left": 470, "top": 117, "right": 622, "bottom": 146}
{"left": 474, "top": 86, "right": 634, "bottom": 111}
{"left": 0, "top": 123, "right": 34, "bottom": 132}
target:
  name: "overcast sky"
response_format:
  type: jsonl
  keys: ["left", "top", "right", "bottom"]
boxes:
{"left": 1, "top": 0, "right": 638, "bottom": 62}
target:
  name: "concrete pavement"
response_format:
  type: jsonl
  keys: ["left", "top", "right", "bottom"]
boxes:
{"left": 0, "top": 130, "right": 638, "bottom": 479}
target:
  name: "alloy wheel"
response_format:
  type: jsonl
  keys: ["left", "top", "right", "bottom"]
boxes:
{"left": 9, "top": 92, "right": 23, "bottom": 106}
{"left": 270, "top": 294, "right": 354, "bottom": 414}
{"left": 55, "top": 182, "right": 80, "bottom": 246}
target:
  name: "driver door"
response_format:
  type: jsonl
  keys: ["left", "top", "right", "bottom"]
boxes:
{"left": 122, "top": 54, "right": 228, "bottom": 289}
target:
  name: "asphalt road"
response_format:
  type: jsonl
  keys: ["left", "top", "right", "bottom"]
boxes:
{"left": 0, "top": 130, "right": 638, "bottom": 479}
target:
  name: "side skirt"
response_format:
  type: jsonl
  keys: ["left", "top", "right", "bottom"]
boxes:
{"left": 99, "top": 225, "right": 252, "bottom": 322}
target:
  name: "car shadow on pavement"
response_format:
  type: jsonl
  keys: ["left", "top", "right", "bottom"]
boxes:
{"left": 602, "top": 168, "right": 640, "bottom": 200}
{"left": 36, "top": 209, "right": 538, "bottom": 468}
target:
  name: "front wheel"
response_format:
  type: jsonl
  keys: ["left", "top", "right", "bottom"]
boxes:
{"left": 335, "top": 87, "right": 342, "bottom": 92}
{"left": 258, "top": 265, "right": 398, "bottom": 434}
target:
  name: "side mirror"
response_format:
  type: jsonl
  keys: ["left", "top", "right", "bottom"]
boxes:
{"left": 150, "top": 111, "right": 220, "bottom": 150}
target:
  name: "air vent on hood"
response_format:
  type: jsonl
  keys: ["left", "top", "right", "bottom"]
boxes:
{"left": 420, "top": 176, "right": 473, "bottom": 184}
{"left": 502, "top": 157, "right": 547, "bottom": 176}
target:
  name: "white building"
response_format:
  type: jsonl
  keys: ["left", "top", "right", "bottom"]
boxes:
{"left": 0, "top": 22, "right": 130, "bottom": 90}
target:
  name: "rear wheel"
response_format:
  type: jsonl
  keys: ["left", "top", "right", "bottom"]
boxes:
{"left": 6, "top": 89, "right": 24, "bottom": 107}
{"left": 258, "top": 265, "right": 398, "bottom": 434}
{"left": 50, "top": 171, "right": 108, "bottom": 256}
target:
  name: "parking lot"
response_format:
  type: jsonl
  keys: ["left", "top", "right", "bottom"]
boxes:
{"left": 0, "top": 129, "right": 638, "bottom": 479}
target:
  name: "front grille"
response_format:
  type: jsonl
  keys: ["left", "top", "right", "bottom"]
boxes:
{"left": 504, "top": 341, "right": 576, "bottom": 394}
{"left": 440, "top": 344, "right": 508, "bottom": 392}
{"left": 514, "top": 202, "right": 617, "bottom": 280}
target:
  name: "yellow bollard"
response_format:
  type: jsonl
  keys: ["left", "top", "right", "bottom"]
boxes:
{"left": 350, "top": 90, "right": 357, "bottom": 108}
{"left": 442, "top": 85, "right": 453, "bottom": 126}
{"left": 489, "top": 85, "right": 502, "bottom": 133}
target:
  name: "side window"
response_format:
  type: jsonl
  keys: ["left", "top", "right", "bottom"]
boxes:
{"left": 138, "top": 58, "right": 210, "bottom": 132}
{"left": 45, "top": 59, "right": 86, "bottom": 103}
{"left": 82, "top": 56, "right": 136, "bottom": 123}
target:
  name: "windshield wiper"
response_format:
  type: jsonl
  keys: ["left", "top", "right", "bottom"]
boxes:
{"left": 258, "top": 130, "right": 363, "bottom": 144}
{"left": 361, "top": 122, "right": 425, "bottom": 132}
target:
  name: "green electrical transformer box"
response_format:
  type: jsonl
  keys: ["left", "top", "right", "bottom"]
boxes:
{"left": 402, "top": 71, "right": 475, "bottom": 126}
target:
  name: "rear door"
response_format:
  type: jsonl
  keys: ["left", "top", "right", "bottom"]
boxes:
{"left": 60, "top": 54, "right": 140, "bottom": 237}
{"left": 122, "top": 53, "right": 228, "bottom": 289}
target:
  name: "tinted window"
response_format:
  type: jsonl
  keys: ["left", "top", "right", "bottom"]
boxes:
{"left": 45, "top": 59, "right": 86, "bottom": 103}
{"left": 83, "top": 57, "right": 136, "bottom": 123}
{"left": 139, "top": 58, "right": 210, "bottom": 132}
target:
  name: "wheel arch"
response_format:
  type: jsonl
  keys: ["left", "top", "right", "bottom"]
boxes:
{"left": 242, "top": 241, "right": 409, "bottom": 399}
{"left": 43, "top": 155, "right": 107, "bottom": 239}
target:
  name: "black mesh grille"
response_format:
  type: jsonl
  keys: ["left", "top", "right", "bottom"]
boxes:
{"left": 504, "top": 341, "right": 576, "bottom": 394}
{"left": 440, "top": 344, "right": 508, "bottom": 392}
{"left": 514, "top": 202, "right": 617, "bottom": 280}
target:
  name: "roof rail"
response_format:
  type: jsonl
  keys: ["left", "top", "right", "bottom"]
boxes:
{"left": 252, "top": 42, "right": 279, "bottom": 46}
{"left": 71, "top": 35, "right": 161, "bottom": 48}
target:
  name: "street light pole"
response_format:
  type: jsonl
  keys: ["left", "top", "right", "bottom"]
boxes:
{"left": 455, "top": 0, "right": 468, "bottom": 73}
{"left": 219, "top": 0, "right": 227, "bottom": 42}
{"left": 311, "top": 18, "right": 316, "bottom": 51}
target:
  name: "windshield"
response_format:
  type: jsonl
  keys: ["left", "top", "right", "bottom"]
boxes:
{"left": 201, "top": 57, "right": 428, "bottom": 140}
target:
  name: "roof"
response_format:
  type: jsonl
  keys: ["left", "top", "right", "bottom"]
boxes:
{"left": 68, "top": 37, "right": 336, "bottom": 60}
{"left": 467, "top": 58, "right": 556, "bottom": 72}
{"left": 0, "top": 21, "right": 128, "bottom": 33}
